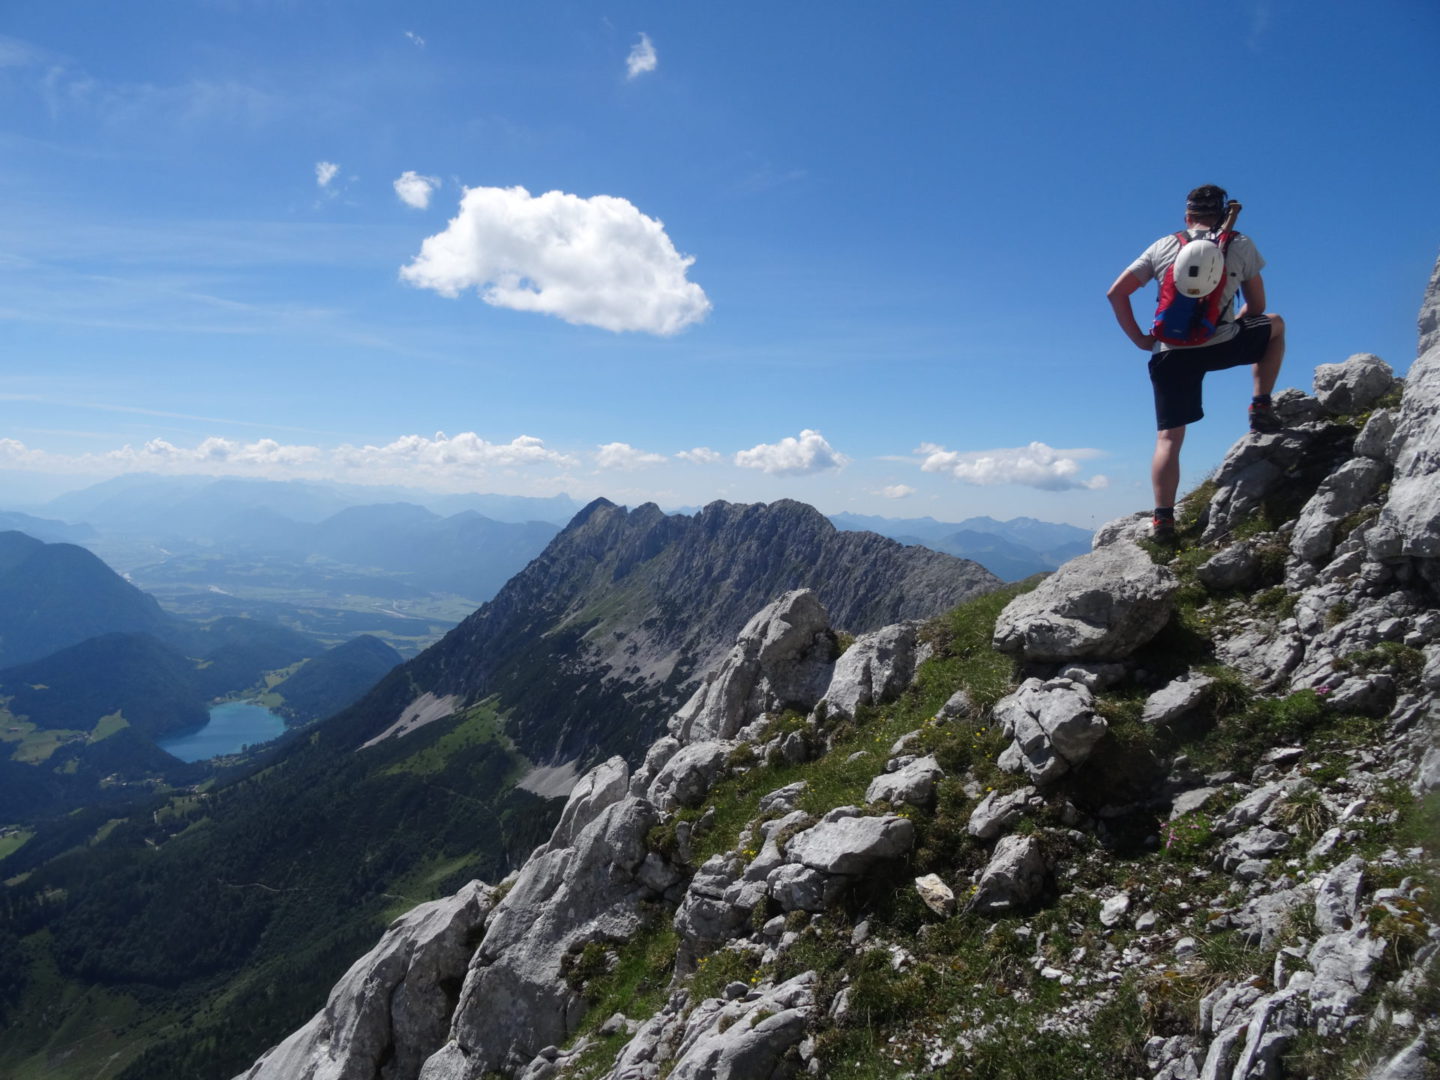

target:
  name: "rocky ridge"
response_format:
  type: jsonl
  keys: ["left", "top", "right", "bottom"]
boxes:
{"left": 237, "top": 256, "right": 1440, "bottom": 1080}
{"left": 372, "top": 497, "right": 1000, "bottom": 769}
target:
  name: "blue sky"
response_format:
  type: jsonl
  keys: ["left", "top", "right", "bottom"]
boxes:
{"left": 1, "top": 1, "right": 1437, "bottom": 529}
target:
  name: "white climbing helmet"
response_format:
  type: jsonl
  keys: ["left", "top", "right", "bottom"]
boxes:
{"left": 1172, "top": 238, "right": 1225, "bottom": 298}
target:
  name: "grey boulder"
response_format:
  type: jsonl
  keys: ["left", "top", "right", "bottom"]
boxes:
{"left": 1140, "top": 673, "right": 1217, "bottom": 726}
{"left": 670, "top": 590, "right": 837, "bottom": 744}
{"left": 1291, "top": 457, "right": 1389, "bottom": 564}
{"left": 993, "top": 678, "right": 1107, "bottom": 786}
{"left": 783, "top": 809, "right": 915, "bottom": 876}
{"left": 667, "top": 972, "right": 816, "bottom": 1080}
{"left": 972, "top": 835, "right": 1048, "bottom": 915}
{"left": 823, "top": 622, "right": 918, "bottom": 718}
{"left": 992, "top": 541, "right": 1178, "bottom": 662}
{"left": 865, "top": 754, "right": 943, "bottom": 809}
{"left": 966, "top": 786, "right": 1037, "bottom": 841}
{"left": 1312, "top": 352, "right": 1396, "bottom": 415}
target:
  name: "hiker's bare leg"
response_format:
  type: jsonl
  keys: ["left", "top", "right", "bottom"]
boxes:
{"left": 1253, "top": 313, "right": 1285, "bottom": 398}
{"left": 1152, "top": 425, "right": 1186, "bottom": 510}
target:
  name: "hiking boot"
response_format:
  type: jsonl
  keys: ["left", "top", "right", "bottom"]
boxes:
{"left": 1150, "top": 516, "right": 1177, "bottom": 545}
{"left": 1249, "top": 400, "right": 1282, "bottom": 434}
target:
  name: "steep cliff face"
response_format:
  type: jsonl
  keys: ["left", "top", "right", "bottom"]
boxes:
{"left": 364, "top": 498, "right": 1000, "bottom": 767}
{"left": 240, "top": 254, "right": 1440, "bottom": 1080}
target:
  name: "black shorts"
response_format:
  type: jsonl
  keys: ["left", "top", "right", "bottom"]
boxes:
{"left": 1148, "top": 315, "right": 1274, "bottom": 430}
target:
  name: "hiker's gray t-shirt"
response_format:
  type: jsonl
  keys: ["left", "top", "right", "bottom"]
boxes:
{"left": 1127, "top": 230, "right": 1265, "bottom": 352}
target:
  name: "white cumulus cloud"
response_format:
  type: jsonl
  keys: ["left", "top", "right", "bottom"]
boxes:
{"left": 626, "top": 33, "right": 657, "bottom": 79}
{"left": 676, "top": 447, "right": 722, "bottom": 464}
{"left": 315, "top": 161, "right": 339, "bottom": 188}
{"left": 394, "top": 170, "right": 440, "bottom": 209}
{"left": 735, "top": 430, "right": 849, "bottom": 477}
{"left": 400, "top": 184, "right": 710, "bottom": 335}
{"left": 595, "top": 442, "right": 666, "bottom": 470}
{"left": 917, "top": 441, "right": 1108, "bottom": 491}
{"left": 0, "top": 432, "right": 576, "bottom": 486}
{"left": 880, "top": 484, "right": 915, "bottom": 499}
{"left": 335, "top": 432, "right": 575, "bottom": 472}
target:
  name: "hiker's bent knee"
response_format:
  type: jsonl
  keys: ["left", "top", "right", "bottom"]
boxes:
{"left": 1156, "top": 426, "right": 1186, "bottom": 449}
{"left": 1267, "top": 313, "right": 1285, "bottom": 339}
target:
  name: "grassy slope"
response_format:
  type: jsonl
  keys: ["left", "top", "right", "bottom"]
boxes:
{"left": 559, "top": 559, "right": 1438, "bottom": 1079}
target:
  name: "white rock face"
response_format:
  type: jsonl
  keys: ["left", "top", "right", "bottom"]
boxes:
{"left": 670, "top": 591, "right": 836, "bottom": 744}
{"left": 864, "top": 754, "right": 943, "bottom": 809}
{"left": 1367, "top": 253, "right": 1440, "bottom": 561}
{"left": 966, "top": 786, "right": 1036, "bottom": 841}
{"left": 1421, "top": 253, "right": 1440, "bottom": 355}
{"left": 1141, "top": 673, "right": 1217, "bottom": 726}
{"left": 992, "top": 541, "right": 1178, "bottom": 662}
{"left": 420, "top": 758, "right": 677, "bottom": 1079}
{"left": 823, "top": 622, "right": 917, "bottom": 719}
{"left": 1291, "top": 457, "right": 1390, "bottom": 564}
{"left": 972, "top": 834, "right": 1048, "bottom": 915}
{"left": 666, "top": 972, "right": 816, "bottom": 1080}
{"left": 1369, "top": 362, "right": 1440, "bottom": 559}
{"left": 783, "top": 809, "right": 915, "bottom": 876}
{"left": 1312, "top": 352, "right": 1396, "bottom": 415}
{"left": 235, "top": 881, "right": 497, "bottom": 1080}
{"left": 993, "top": 677, "right": 1107, "bottom": 786}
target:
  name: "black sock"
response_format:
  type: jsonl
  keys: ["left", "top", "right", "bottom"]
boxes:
{"left": 1252, "top": 394, "right": 1272, "bottom": 407}
{"left": 1154, "top": 507, "right": 1175, "bottom": 520}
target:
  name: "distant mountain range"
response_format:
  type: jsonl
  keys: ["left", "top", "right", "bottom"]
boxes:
{"left": 12, "top": 476, "right": 574, "bottom": 653}
{"left": 0, "top": 511, "right": 95, "bottom": 544}
{"left": 829, "top": 511, "right": 1093, "bottom": 581}
{"left": 40, "top": 474, "right": 581, "bottom": 530}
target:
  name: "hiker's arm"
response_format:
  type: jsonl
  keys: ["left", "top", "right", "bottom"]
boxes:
{"left": 1107, "top": 272, "right": 1154, "bottom": 351}
{"left": 1237, "top": 273, "right": 1267, "bottom": 319}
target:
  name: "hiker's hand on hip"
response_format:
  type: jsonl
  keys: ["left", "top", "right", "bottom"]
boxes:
{"left": 1135, "top": 334, "right": 1156, "bottom": 351}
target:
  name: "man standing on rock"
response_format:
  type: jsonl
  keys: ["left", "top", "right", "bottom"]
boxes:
{"left": 1107, "top": 184, "right": 1286, "bottom": 542}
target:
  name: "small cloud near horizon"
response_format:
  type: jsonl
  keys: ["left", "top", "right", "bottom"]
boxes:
{"left": 676, "top": 447, "right": 722, "bottom": 464}
{"left": 735, "top": 429, "right": 849, "bottom": 477}
{"left": 880, "top": 484, "right": 915, "bottom": 499}
{"left": 0, "top": 432, "right": 577, "bottom": 487}
{"left": 917, "top": 441, "right": 1108, "bottom": 492}
{"left": 595, "top": 442, "right": 666, "bottom": 470}
{"left": 626, "top": 33, "right": 657, "bottom": 79}
{"left": 400, "top": 184, "right": 710, "bottom": 336}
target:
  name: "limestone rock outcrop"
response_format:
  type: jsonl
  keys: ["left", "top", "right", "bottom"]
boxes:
{"left": 235, "top": 882, "right": 498, "bottom": 1080}
{"left": 993, "top": 677, "right": 1107, "bottom": 785}
{"left": 822, "top": 622, "right": 918, "bottom": 719}
{"left": 991, "top": 541, "right": 1178, "bottom": 662}
{"left": 669, "top": 590, "right": 836, "bottom": 744}
{"left": 420, "top": 759, "right": 679, "bottom": 1078}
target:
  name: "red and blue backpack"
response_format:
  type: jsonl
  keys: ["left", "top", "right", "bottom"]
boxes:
{"left": 1152, "top": 226, "right": 1237, "bottom": 347}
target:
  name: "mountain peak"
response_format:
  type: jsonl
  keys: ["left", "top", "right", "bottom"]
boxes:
{"left": 362, "top": 496, "right": 1000, "bottom": 768}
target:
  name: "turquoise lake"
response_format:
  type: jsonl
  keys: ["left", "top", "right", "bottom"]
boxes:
{"left": 158, "top": 701, "right": 289, "bottom": 762}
